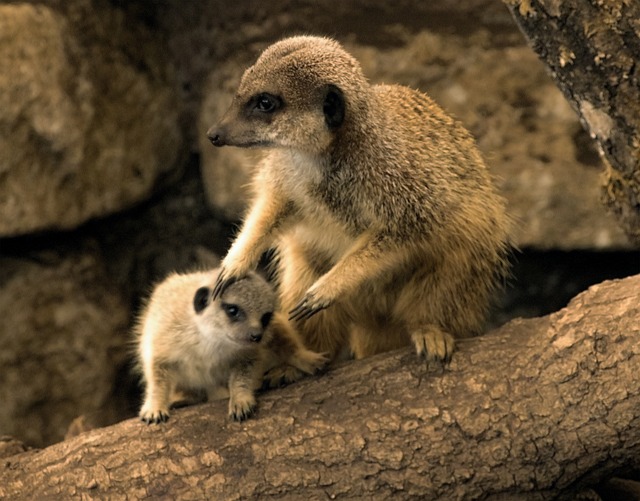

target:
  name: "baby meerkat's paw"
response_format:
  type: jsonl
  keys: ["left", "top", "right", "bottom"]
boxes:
{"left": 291, "top": 348, "right": 329, "bottom": 375}
{"left": 228, "top": 391, "right": 257, "bottom": 422}
{"left": 411, "top": 326, "right": 455, "bottom": 365}
{"left": 263, "top": 349, "right": 328, "bottom": 389}
{"left": 263, "top": 364, "right": 306, "bottom": 388}
{"left": 139, "top": 403, "right": 170, "bottom": 425}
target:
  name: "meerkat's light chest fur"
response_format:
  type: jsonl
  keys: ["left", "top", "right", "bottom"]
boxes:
{"left": 141, "top": 314, "right": 243, "bottom": 398}
{"left": 141, "top": 294, "right": 247, "bottom": 383}
{"left": 274, "top": 150, "right": 356, "bottom": 257}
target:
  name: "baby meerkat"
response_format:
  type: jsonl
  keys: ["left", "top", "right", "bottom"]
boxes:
{"left": 207, "top": 36, "right": 511, "bottom": 363}
{"left": 135, "top": 268, "right": 326, "bottom": 424}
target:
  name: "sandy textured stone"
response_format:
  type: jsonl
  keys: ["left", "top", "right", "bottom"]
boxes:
{"left": 0, "top": 242, "right": 130, "bottom": 447}
{"left": 0, "top": 3, "right": 181, "bottom": 236}
{"left": 198, "top": 60, "right": 261, "bottom": 220}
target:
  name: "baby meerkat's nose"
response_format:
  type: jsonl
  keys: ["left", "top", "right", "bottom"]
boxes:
{"left": 207, "top": 126, "right": 226, "bottom": 147}
{"left": 249, "top": 331, "right": 263, "bottom": 343}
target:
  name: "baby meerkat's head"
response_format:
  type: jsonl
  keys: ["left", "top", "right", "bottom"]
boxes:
{"left": 193, "top": 271, "right": 276, "bottom": 346}
{"left": 207, "top": 36, "right": 369, "bottom": 154}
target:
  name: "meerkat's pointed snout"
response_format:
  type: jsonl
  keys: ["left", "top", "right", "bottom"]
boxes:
{"left": 207, "top": 126, "right": 226, "bottom": 147}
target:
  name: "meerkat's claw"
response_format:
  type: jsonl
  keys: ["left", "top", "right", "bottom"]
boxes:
{"left": 140, "top": 408, "right": 170, "bottom": 425}
{"left": 411, "top": 327, "right": 455, "bottom": 365}
{"left": 212, "top": 269, "right": 237, "bottom": 300}
{"left": 289, "top": 293, "right": 331, "bottom": 321}
{"left": 229, "top": 395, "right": 257, "bottom": 422}
{"left": 230, "top": 406, "right": 253, "bottom": 422}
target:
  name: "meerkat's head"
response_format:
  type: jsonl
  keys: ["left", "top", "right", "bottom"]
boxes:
{"left": 193, "top": 271, "right": 276, "bottom": 346}
{"left": 207, "top": 36, "right": 369, "bottom": 154}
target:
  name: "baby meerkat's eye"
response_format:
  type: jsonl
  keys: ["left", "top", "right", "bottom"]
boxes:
{"left": 261, "top": 312, "right": 273, "bottom": 329}
{"left": 222, "top": 303, "right": 244, "bottom": 322}
{"left": 253, "top": 93, "right": 281, "bottom": 114}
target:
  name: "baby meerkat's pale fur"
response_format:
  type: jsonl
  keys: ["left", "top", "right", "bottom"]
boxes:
{"left": 208, "top": 36, "right": 512, "bottom": 364}
{"left": 135, "top": 268, "right": 326, "bottom": 424}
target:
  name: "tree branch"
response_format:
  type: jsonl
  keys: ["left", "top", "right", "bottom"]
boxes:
{"left": 504, "top": 0, "right": 640, "bottom": 245}
{"left": 1, "top": 274, "right": 639, "bottom": 499}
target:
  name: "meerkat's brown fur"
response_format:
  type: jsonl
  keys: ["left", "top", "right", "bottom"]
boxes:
{"left": 208, "top": 36, "right": 511, "bottom": 362}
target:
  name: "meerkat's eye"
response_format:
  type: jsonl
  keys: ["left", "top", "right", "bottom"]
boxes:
{"left": 260, "top": 312, "right": 273, "bottom": 329}
{"left": 222, "top": 303, "right": 245, "bottom": 322}
{"left": 252, "top": 93, "right": 281, "bottom": 114}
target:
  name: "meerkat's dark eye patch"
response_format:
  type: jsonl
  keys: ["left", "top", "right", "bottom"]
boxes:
{"left": 222, "top": 303, "right": 245, "bottom": 322}
{"left": 323, "top": 85, "right": 345, "bottom": 130}
{"left": 193, "top": 287, "right": 211, "bottom": 314}
{"left": 248, "top": 93, "right": 282, "bottom": 115}
{"left": 260, "top": 312, "right": 273, "bottom": 329}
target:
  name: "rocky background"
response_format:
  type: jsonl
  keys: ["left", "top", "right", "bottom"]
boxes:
{"left": 0, "top": 0, "right": 637, "bottom": 448}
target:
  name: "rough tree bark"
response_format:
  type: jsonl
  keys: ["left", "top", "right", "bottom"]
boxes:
{"left": 1, "top": 274, "right": 639, "bottom": 500}
{"left": 504, "top": 0, "right": 640, "bottom": 245}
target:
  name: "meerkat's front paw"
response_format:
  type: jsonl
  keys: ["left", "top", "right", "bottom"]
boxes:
{"left": 212, "top": 267, "right": 239, "bottom": 300}
{"left": 139, "top": 402, "right": 170, "bottom": 425}
{"left": 214, "top": 247, "right": 260, "bottom": 299}
{"left": 289, "top": 291, "right": 333, "bottom": 321}
{"left": 411, "top": 326, "right": 455, "bottom": 364}
{"left": 228, "top": 392, "right": 257, "bottom": 422}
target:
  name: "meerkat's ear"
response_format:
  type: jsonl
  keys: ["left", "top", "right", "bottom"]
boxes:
{"left": 193, "top": 287, "right": 211, "bottom": 314}
{"left": 323, "top": 85, "right": 345, "bottom": 130}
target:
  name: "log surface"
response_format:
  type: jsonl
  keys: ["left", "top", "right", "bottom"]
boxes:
{"left": 1, "top": 275, "right": 639, "bottom": 500}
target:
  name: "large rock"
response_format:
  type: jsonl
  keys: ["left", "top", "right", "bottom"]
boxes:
{"left": 0, "top": 242, "right": 130, "bottom": 447}
{"left": 0, "top": 3, "right": 182, "bottom": 237}
{"left": 198, "top": 24, "right": 630, "bottom": 249}
{"left": 199, "top": 61, "right": 260, "bottom": 221}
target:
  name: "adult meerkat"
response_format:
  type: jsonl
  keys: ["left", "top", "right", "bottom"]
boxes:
{"left": 207, "top": 36, "right": 511, "bottom": 362}
{"left": 136, "top": 268, "right": 326, "bottom": 424}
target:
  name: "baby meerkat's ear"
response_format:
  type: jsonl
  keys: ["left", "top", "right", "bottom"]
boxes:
{"left": 260, "top": 312, "right": 273, "bottom": 329}
{"left": 193, "top": 287, "right": 211, "bottom": 314}
{"left": 323, "top": 85, "right": 345, "bottom": 130}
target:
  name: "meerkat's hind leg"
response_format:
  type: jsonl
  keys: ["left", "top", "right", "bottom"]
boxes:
{"left": 349, "top": 321, "right": 411, "bottom": 359}
{"left": 410, "top": 324, "right": 456, "bottom": 366}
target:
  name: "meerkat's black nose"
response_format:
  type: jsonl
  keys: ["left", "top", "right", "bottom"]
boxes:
{"left": 249, "top": 331, "right": 263, "bottom": 343}
{"left": 206, "top": 127, "right": 226, "bottom": 147}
